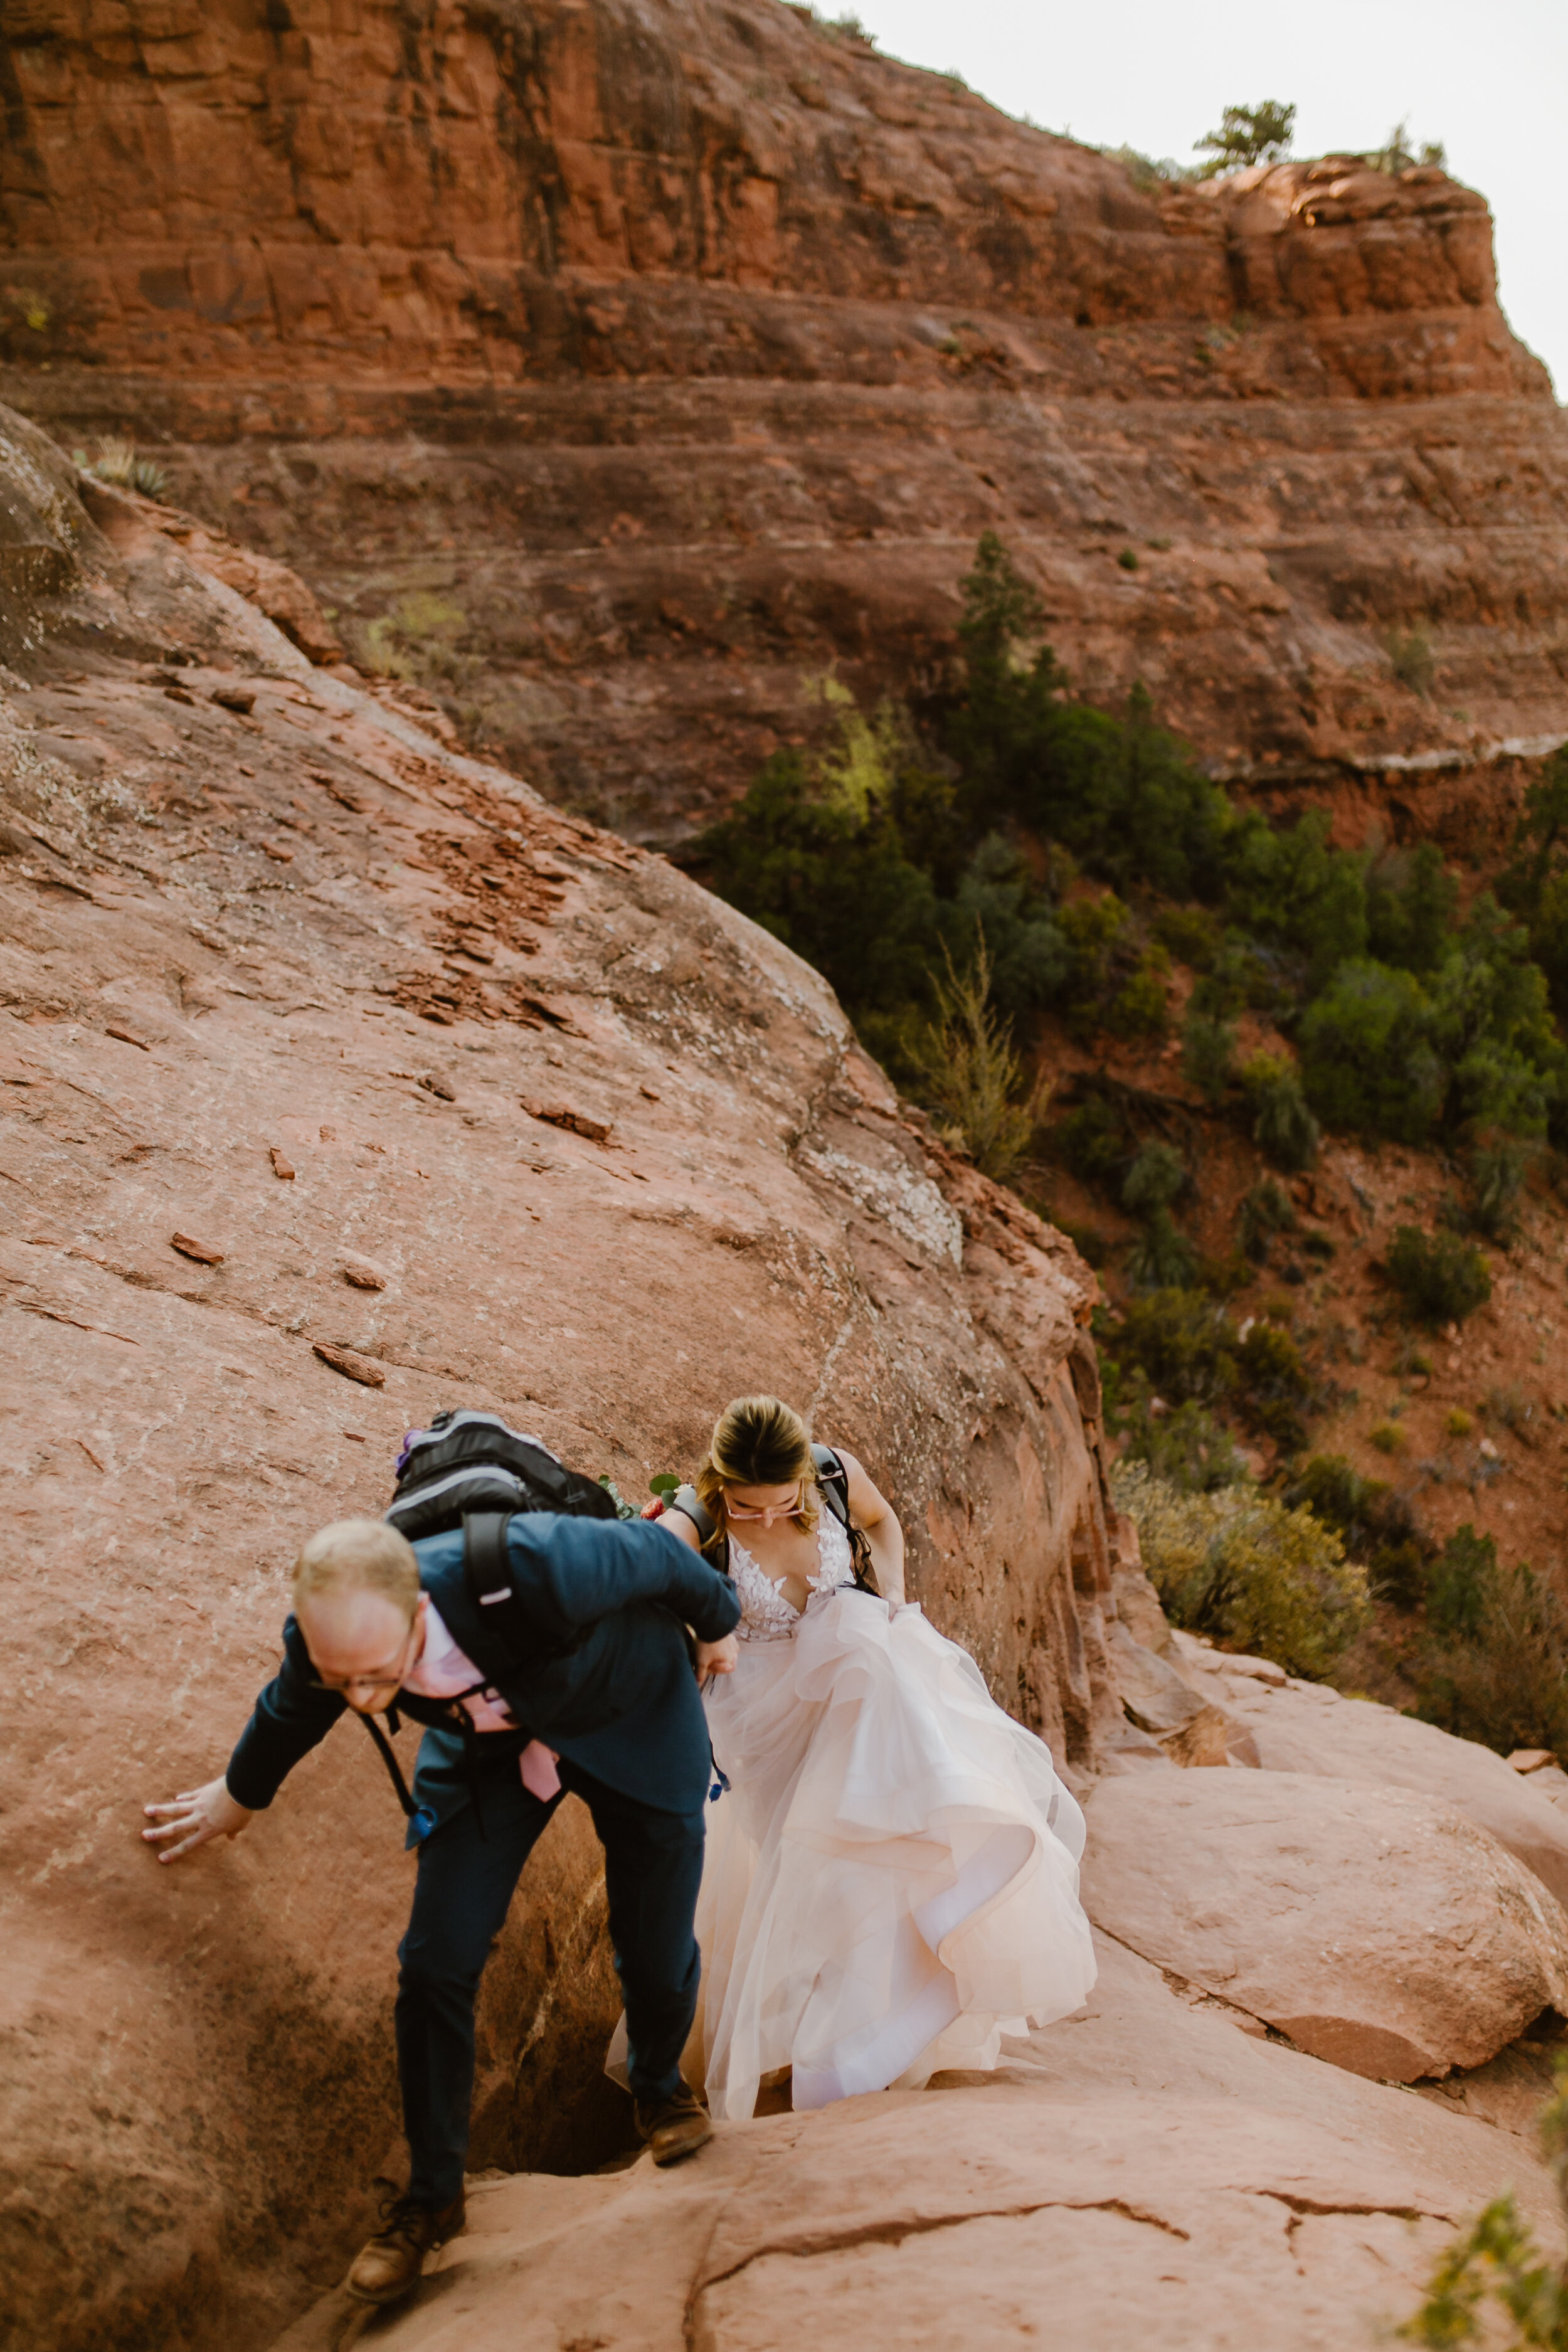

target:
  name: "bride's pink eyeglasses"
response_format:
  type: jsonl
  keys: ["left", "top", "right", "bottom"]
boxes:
{"left": 722, "top": 1486, "right": 805, "bottom": 1525}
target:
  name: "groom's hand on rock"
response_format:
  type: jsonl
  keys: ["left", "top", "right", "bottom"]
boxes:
{"left": 695, "top": 1634, "right": 738, "bottom": 1678}
{"left": 142, "top": 1777, "right": 254, "bottom": 1863}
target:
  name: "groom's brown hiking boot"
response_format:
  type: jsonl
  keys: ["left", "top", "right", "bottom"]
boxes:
{"left": 635, "top": 2080, "right": 713, "bottom": 2166}
{"left": 346, "top": 2190, "right": 465, "bottom": 2305}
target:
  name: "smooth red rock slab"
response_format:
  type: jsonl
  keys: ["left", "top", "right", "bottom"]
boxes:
{"left": 1083, "top": 1771, "right": 1568, "bottom": 2082}
{"left": 1173, "top": 1634, "right": 1568, "bottom": 1914}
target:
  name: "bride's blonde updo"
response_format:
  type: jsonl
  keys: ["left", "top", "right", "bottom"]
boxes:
{"left": 694, "top": 1394, "right": 820, "bottom": 1548}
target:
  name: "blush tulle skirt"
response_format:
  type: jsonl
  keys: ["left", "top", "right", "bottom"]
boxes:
{"left": 686, "top": 1589, "right": 1097, "bottom": 2122}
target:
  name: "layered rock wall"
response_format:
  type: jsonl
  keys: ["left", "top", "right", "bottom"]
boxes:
{"left": 0, "top": 2, "right": 1538, "bottom": 391}
{"left": 3, "top": 0, "right": 1566, "bottom": 839}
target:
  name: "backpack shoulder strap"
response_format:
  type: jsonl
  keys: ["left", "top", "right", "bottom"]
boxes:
{"left": 810, "top": 1444, "right": 878, "bottom": 1596}
{"left": 459, "top": 1509, "right": 592, "bottom": 1667}
{"left": 464, "top": 1509, "right": 514, "bottom": 1610}
{"left": 670, "top": 1484, "right": 717, "bottom": 1545}
{"left": 811, "top": 1443, "right": 852, "bottom": 1528}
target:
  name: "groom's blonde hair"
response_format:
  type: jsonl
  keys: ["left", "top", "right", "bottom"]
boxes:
{"left": 696, "top": 1396, "right": 818, "bottom": 1543}
{"left": 293, "top": 1517, "right": 420, "bottom": 1619}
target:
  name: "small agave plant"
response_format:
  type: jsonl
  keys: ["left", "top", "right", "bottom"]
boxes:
{"left": 87, "top": 437, "right": 171, "bottom": 501}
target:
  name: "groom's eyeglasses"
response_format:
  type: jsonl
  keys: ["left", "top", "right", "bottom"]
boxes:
{"left": 307, "top": 1619, "right": 420, "bottom": 1695}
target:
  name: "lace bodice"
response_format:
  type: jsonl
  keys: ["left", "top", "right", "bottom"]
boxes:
{"left": 730, "top": 1511, "right": 856, "bottom": 1641}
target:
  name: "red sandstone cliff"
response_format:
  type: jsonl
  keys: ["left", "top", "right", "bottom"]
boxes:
{"left": 0, "top": 403, "right": 1127, "bottom": 2351}
{"left": 2, "top": 0, "right": 1565, "bottom": 841}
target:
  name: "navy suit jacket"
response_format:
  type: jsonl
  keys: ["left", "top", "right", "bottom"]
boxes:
{"left": 225, "top": 1513, "right": 739, "bottom": 1828}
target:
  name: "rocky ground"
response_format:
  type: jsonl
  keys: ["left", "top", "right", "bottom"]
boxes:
{"left": 268, "top": 1928, "right": 1566, "bottom": 2352}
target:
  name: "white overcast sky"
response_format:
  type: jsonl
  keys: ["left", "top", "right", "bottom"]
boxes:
{"left": 848, "top": 0, "right": 1567, "bottom": 400}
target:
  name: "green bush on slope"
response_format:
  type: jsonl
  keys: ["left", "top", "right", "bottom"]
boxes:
{"left": 1110, "top": 1460, "right": 1370, "bottom": 1678}
{"left": 694, "top": 532, "right": 1567, "bottom": 1179}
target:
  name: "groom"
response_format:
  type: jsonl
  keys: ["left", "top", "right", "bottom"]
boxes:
{"left": 144, "top": 1509, "right": 741, "bottom": 2306}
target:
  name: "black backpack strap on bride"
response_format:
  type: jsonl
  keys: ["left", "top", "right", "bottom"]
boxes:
{"left": 670, "top": 1484, "right": 730, "bottom": 1580}
{"left": 811, "top": 1444, "right": 878, "bottom": 1595}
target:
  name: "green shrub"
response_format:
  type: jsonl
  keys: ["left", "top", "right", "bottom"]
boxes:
{"left": 1384, "top": 627, "right": 1435, "bottom": 699}
{"left": 1483, "top": 1383, "right": 1535, "bottom": 1439}
{"left": 1007, "top": 691, "right": 1231, "bottom": 904}
{"left": 1426, "top": 1523, "right": 1497, "bottom": 1640}
{"left": 1365, "top": 842, "right": 1458, "bottom": 976}
{"left": 1468, "top": 1137, "right": 1530, "bottom": 1241}
{"left": 1101, "top": 144, "right": 1193, "bottom": 193}
{"left": 1110, "top": 1396, "right": 1248, "bottom": 1493}
{"left": 1182, "top": 1008, "right": 1236, "bottom": 1104}
{"left": 1414, "top": 1546, "right": 1568, "bottom": 1759}
{"left": 1052, "top": 1094, "right": 1126, "bottom": 1189}
{"left": 1372, "top": 119, "right": 1446, "bottom": 177}
{"left": 1298, "top": 961, "right": 1444, "bottom": 1144}
{"left": 1286, "top": 1451, "right": 1432, "bottom": 1606}
{"left": 1236, "top": 1318, "right": 1315, "bottom": 1449}
{"left": 1104, "top": 949, "right": 1169, "bottom": 1039}
{"left": 1105, "top": 1289, "right": 1237, "bottom": 1405}
{"left": 1126, "top": 1206, "right": 1199, "bottom": 1291}
{"left": 1221, "top": 806, "right": 1368, "bottom": 988}
{"left": 1102, "top": 1288, "right": 1312, "bottom": 1447}
{"left": 1385, "top": 1224, "right": 1492, "bottom": 1325}
{"left": 1110, "top": 1461, "right": 1370, "bottom": 1678}
{"left": 906, "top": 936, "right": 1047, "bottom": 1180}
{"left": 1399, "top": 2050, "right": 1568, "bottom": 2349}
{"left": 1153, "top": 906, "right": 1222, "bottom": 969}
{"left": 1237, "top": 1176, "right": 1296, "bottom": 1264}
{"left": 1192, "top": 935, "right": 1288, "bottom": 1022}
{"left": 1057, "top": 893, "right": 1130, "bottom": 1032}
{"left": 1239, "top": 1051, "right": 1320, "bottom": 1170}
{"left": 696, "top": 535, "right": 1564, "bottom": 1186}
{"left": 1500, "top": 746, "right": 1568, "bottom": 1022}
{"left": 941, "top": 834, "right": 1069, "bottom": 1017}
{"left": 1369, "top": 1421, "right": 1406, "bottom": 1455}
{"left": 1428, "top": 897, "right": 1562, "bottom": 1140}
{"left": 694, "top": 750, "right": 941, "bottom": 1023}
{"left": 1122, "top": 1141, "right": 1187, "bottom": 1216}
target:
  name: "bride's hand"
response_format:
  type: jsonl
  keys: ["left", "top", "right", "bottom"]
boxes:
{"left": 696, "top": 1633, "right": 738, "bottom": 1678}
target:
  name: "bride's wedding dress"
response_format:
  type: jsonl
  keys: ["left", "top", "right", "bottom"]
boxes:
{"left": 691, "top": 1510, "right": 1098, "bottom": 2121}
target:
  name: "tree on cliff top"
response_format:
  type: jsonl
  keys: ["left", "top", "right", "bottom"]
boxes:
{"left": 1194, "top": 101, "right": 1295, "bottom": 177}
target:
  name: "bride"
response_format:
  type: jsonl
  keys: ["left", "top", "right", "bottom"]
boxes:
{"left": 658, "top": 1394, "right": 1097, "bottom": 2122}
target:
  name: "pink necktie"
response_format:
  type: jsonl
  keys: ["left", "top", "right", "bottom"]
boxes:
{"left": 521, "top": 1740, "right": 561, "bottom": 1801}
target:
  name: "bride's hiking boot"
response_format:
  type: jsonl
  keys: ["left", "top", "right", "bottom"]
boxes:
{"left": 635, "top": 2080, "right": 713, "bottom": 2166}
{"left": 346, "top": 2190, "right": 465, "bottom": 2305}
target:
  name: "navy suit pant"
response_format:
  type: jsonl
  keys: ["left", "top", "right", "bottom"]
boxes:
{"left": 396, "top": 1758, "right": 706, "bottom": 2206}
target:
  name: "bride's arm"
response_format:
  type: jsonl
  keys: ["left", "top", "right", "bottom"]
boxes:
{"left": 652, "top": 1496, "right": 739, "bottom": 1676}
{"left": 836, "top": 1450, "right": 906, "bottom": 1606}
